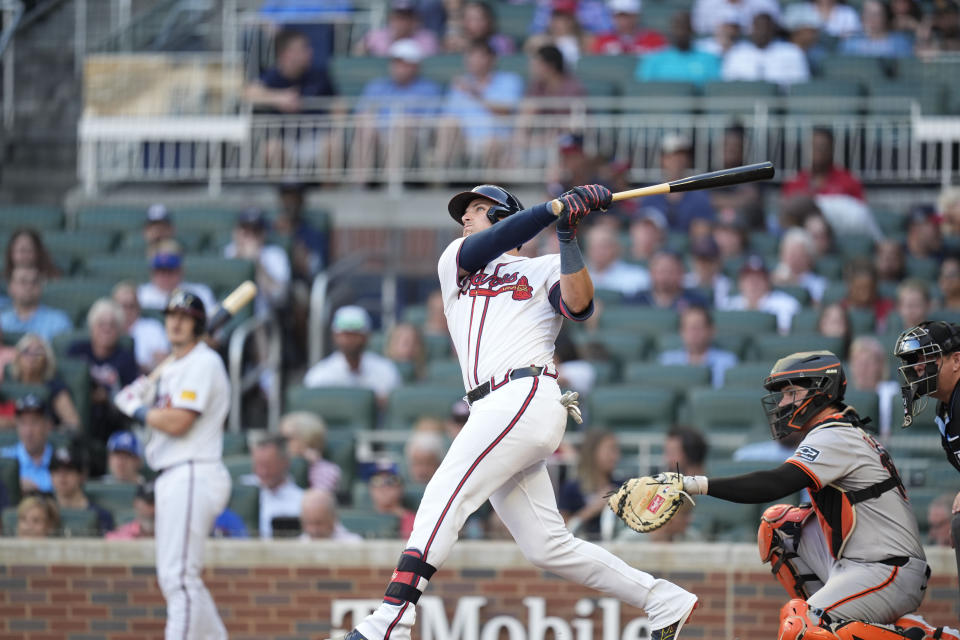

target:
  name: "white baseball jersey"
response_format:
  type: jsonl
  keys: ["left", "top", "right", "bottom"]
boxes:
{"left": 438, "top": 237, "right": 565, "bottom": 391}
{"left": 145, "top": 341, "right": 229, "bottom": 471}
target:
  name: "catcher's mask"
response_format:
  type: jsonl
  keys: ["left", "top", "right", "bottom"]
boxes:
{"left": 761, "top": 351, "right": 846, "bottom": 440}
{"left": 894, "top": 321, "right": 960, "bottom": 427}
{"left": 447, "top": 185, "right": 524, "bottom": 226}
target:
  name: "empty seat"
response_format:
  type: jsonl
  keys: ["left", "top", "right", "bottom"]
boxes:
{"left": 588, "top": 385, "right": 676, "bottom": 430}
{"left": 687, "top": 387, "right": 766, "bottom": 431}
{"left": 83, "top": 255, "right": 150, "bottom": 281}
{"left": 786, "top": 80, "right": 863, "bottom": 114}
{"left": 60, "top": 508, "right": 101, "bottom": 537}
{"left": 328, "top": 57, "right": 389, "bottom": 96}
{"left": 385, "top": 384, "right": 465, "bottom": 429}
{"left": 1, "top": 507, "right": 17, "bottom": 536}
{"left": 85, "top": 481, "right": 138, "bottom": 512}
{"left": 578, "top": 55, "right": 645, "bottom": 86}
{"left": 691, "top": 497, "right": 760, "bottom": 540}
{"left": 43, "top": 231, "right": 117, "bottom": 274}
{"left": 0, "top": 459, "right": 20, "bottom": 508}
{"left": 843, "top": 389, "right": 879, "bottom": 426}
{"left": 228, "top": 483, "right": 260, "bottom": 536}
{"left": 702, "top": 81, "right": 779, "bottom": 114}
{"left": 496, "top": 4, "right": 536, "bottom": 43}
{"left": 285, "top": 386, "right": 377, "bottom": 430}
{"left": 599, "top": 306, "right": 677, "bottom": 335}
{"left": 76, "top": 207, "right": 146, "bottom": 232}
{"left": 723, "top": 362, "right": 775, "bottom": 388}
{"left": 222, "top": 431, "right": 247, "bottom": 457}
{"left": 575, "top": 331, "right": 648, "bottom": 363}
{"left": 623, "top": 363, "right": 711, "bottom": 391}
{"left": 714, "top": 310, "right": 778, "bottom": 337}
{"left": 656, "top": 333, "right": 748, "bottom": 359}
{"left": 41, "top": 279, "right": 115, "bottom": 326}
{"left": 420, "top": 54, "right": 464, "bottom": 85}
{"left": 425, "top": 359, "right": 462, "bottom": 383}
{"left": 749, "top": 334, "right": 847, "bottom": 362}
{"left": 821, "top": 56, "right": 889, "bottom": 82}
{"left": 338, "top": 510, "right": 399, "bottom": 538}
{"left": 0, "top": 205, "right": 63, "bottom": 230}
{"left": 868, "top": 81, "right": 946, "bottom": 115}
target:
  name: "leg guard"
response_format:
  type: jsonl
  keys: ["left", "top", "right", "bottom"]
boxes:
{"left": 383, "top": 549, "right": 437, "bottom": 606}
{"left": 895, "top": 614, "right": 960, "bottom": 640}
{"left": 778, "top": 599, "right": 912, "bottom": 640}
{"left": 760, "top": 504, "right": 822, "bottom": 599}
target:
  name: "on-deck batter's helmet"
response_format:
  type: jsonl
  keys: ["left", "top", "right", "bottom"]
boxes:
{"left": 163, "top": 289, "right": 206, "bottom": 336}
{"left": 894, "top": 321, "right": 960, "bottom": 427}
{"left": 447, "top": 185, "right": 524, "bottom": 226}
{"left": 761, "top": 351, "right": 846, "bottom": 440}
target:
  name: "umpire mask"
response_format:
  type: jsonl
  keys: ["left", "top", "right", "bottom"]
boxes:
{"left": 761, "top": 351, "right": 846, "bottom": 440}
{"left": 894, "top": 322, "right": 960, "bottom": 427}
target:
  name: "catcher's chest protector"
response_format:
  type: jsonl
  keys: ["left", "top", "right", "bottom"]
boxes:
{"left": 759, "top": 504, "right": 817, "bottom": 599}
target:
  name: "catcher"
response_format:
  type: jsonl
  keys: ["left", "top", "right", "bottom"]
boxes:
{"left": 611, "top": 350, "right": 957, "bottom": 640}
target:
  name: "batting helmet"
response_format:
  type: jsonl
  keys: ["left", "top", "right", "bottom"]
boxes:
{"left": 164, "top": 289, "right": 206, "bottom": 336}
{"left": 761, "top": 351, "right": 846, "bottom": 440}
{"left": 447, "top": 185, "right": 524, "bottom": 226}
{"left": 894, "top": 321, "right": 960, "bottom": 427}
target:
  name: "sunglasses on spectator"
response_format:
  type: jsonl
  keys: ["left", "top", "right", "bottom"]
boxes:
{"left": 370, "top": 474, "right": 402, "bottom": 488}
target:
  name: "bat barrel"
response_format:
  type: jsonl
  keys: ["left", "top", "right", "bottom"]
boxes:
{"left": 668, "top": 161, "right": 775, "bottom": 194}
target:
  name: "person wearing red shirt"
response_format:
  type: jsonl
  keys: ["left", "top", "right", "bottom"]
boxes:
{"left": 783, "top": 127, "right": 864, "bottom": 201}
{"left": 590, "top": 0, "right": 667, "bottom": 54}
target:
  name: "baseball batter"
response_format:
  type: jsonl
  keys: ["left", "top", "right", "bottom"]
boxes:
{"left": 114, "top": 290, "right": 231, "bottom": 640}
{"left": 341, "top": 184, "right": 699, "bottom": 640}
{"left": 675, "top": 351, "right": 955, "bottom": 640}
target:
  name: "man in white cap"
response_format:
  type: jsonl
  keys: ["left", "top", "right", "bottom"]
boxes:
{"left": 590, "top": 0, "right": 667, "bottom": 55}
{"left": 357, "top": 38, "right": 442, "bottom": 125}
{"left": 303, "top": 305, "right": 401, "bottom": 404}
{"left": 722, "top": 10, "right": 810, "bottom": 86}
{"left": 691, "top": 0, "right": 781, "bottom": 36}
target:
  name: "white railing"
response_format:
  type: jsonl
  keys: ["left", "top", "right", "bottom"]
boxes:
{"left": 228, "top": 312, "right": 282, "bottom": 433}
{"left": 77, "top": 100, "right": 960, "bottom": 194}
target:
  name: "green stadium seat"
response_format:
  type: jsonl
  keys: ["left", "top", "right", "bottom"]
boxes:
{"left": 821, "top": 281, "right": 847, "bottom": 305}
{"left": 325, "top": 431, "right": 356, "bottom": 492}
{"left": 183, "top": 258, "right": 255, "bottom": 296}
{"left": 496, "top": 4, "right": 535, "bottom": 43}
{"left": 118, "top": 232, "right": 207, "bottom": 254}
{"left": 838, "top": 235, "right": 875, "bottom": 258}
{"left": 2, "top": 507, "right": 17, "bottom": 536}
{"left": 290, "top": 456, "right": 310, "bottom": 489}
{"left": 821, "top": 56, "right": 889, "bottom": 82}
{"left": 82, "top": 255, "right": 150, "bottom": 281}
{"left": 723, "top": 362, "right": 774, "bottom": 388}
{"left": 588, "top": 385, "right": 676, "bottom": 431}
{"left": 328, "top": 57, "right": 389, "bottom": 96}
{"left": 867, "top": 81, "right": 946, "bottom": 115}
{"left": 748, "top": 231, "right": 779, "bottom": 256}
{"left": 0, "top": 431, "right": 16, "bottom": 447}
{"left": 714, "top": 310, "right": 778, "bottom": 337}
{"left": 385, "top": 384, "right": 464, "bottom": 429}
{"left": 424, "top": 334, "right": 452, "bottom": 361}
{"left": 905, "top": 257, "right": 938, "bottom": 281}
{"left": 816, "top": 255, "right": 843, "bottom": 280}
{"left": 774, "top": 285, "right": 812, "bottom": 307}
{"left": 873, "top": 209, "right": 904, "bottom": 236}
{"left": 285, "top": 386, "right": 377, "bottom": 430}
{"left": 339, "top": 509, "right": 399, "bottom": 538}
{"left": 691, "top": 496, "right": 760, "bottom": 539}
{"left": 42, "top": 231, "right": 117, "bottom": 275}
{"left": 351, "top": 481, "right": 372, "bottom": 510}
{"left": 702, "top": 81, "right": 778, "bottom": 114}
{"left": 575, "top": 331, "right": 648, "bottom": 364}
{"left": 0, "top": 459, "right": 20, "bottom": 509}
{"left": 785, "top": 80, "right": 863, "bottom": 115}
{"left": 425, "top": 359, "right": 462, "bottom": 383}
{"left": 171, "top": 206, "right": 242, "bottom": 234}
{"left": 58, "top": 357, "right": 91, "bottom": 430}
{"left": 420, "top": 54, "right": 463, "bottom": 85}
{"left": 228, "top": 483, "right": 260, "bottom": 535}
{"left": 84, "top": 481, "right": 137, "bottom": 513}
{"left": 224, "top": 455, "right": 252, "bottom": 479}
{"left": 848, "top": 308, "right": 877, "bottom": 334}
{"left": 687, "top": 387, "right": 766, "bottom": 431}
{"left": 60, "top": 508, "right": 100, "bottom": 537}
{"left": 600, "top": 306, "right": 677, "bottom": 335}
{"left": 404, "top": 483, "right": 426, "bottom": 510}
{"left": 0, "top": 381, "right": 49, "bottom": 403}
{"left": 222, "top": 431, "right": 247, "bottom": 456}
{"left": 843, "top": 389, "right": 879, "bottom": 425}
{"left": 623, "top": 363, "right": 711, "bottom": 391}
{"left": 76, "top": 207, "right": 146, "bottom": 232}
{"left": 0, "top": 205, "right": 63, "bottom": 230}
{"left": 402, "top": 305, "right": 426, "bottom": 326}
{"left": 656, "top": 333, "right": 748, "bottom": 359}
{"left": 749, "top": 334, "right": 847, "bottom": 362}
{"left": 930, "top": 310, "right": 960, "bottom": 324}
{"left": 496, "top": 53, "right": 527, "bottom": 76}
{"left": 577, "top": 77, "right": 618, "bottom": 97}
{"left": 578, "top": 55, "right": 643, "bottom": 87}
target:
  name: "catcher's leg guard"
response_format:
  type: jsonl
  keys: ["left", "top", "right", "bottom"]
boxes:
{"left": 895, "top": 614, "right": 960, "bottom": 640}
{"left": 760, "top": 504, "right": 822, "bottom": 599}
{"left": 779, "top": 600, "right": 920, "bottom": 640}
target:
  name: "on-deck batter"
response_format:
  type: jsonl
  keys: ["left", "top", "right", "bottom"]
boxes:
{"left": 342, "top": 184, "right": 699, "bottom": 640}
{"left": 114, "top": 290, "right": 231, "bottom": 640}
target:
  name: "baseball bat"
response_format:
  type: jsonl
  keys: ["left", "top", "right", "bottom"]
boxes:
{"left": 147, "top": 280, "right": 258, "bottom": 381}
{"left": 952, "top": 512, "right": 960, "bottom": 609}
{"left": 549, "top": 161, "right": 776, "bottom": 214}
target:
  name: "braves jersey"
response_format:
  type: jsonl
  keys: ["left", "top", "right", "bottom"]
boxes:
{"left": 786, "top": 421, "right": 924, "bottom": 563}
{"left": 144, "top": 341, "right": 229, "bottom": 470}
{"left": 439, "top": 238, "right": 567, "bottom": 392}
{"left": 935, "top": 383, "right": 960, "bottom": 473}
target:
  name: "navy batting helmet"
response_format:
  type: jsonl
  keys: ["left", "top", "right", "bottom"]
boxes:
{"left": 761, "top": 351, "right": 846, "bottom": 440}
{"left": 447, "top": 185, "right": 524, "bottom": 226}
{"left": 164, "top": 289, "right": 206, "bottom": 335}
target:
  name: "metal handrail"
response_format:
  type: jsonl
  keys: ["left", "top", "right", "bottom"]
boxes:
{"left": 0, "top": 0, "right": 23, "bottom": 130}
{"left": 227, "top": 312, "right": 282, "bottom": 433}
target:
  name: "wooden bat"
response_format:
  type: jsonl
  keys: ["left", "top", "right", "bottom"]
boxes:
{"left": 147, "top": 280, "right": 258, "bottom": 381}
{"left": 549, "top": 161, "right": 776, "bottom": 214}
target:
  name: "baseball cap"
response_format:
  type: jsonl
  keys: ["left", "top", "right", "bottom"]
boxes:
{"left": 739, "top": 254, "right": 768, "bottom": 276}
{"left": 15, "top": 393, "right": 48, "bottom": 416}
{"left": 783, "top": 4, "right": 822, "bottom": 30}
{"left": 691, "top": 236, "right": 720, "bottom": 260}
{"left": 552, "top": 0, "right": 577, "bottom": 13}
{"left": 388, "top": 38, "right": 424, "bottom": 64}
{"left": 558, "top": 132, "right": 584, "bottom": 153}
{"left": 49, "top": 446, "right": 84, "bottom": 473}
{"left": 907, "top": 203, "right": 937, "bottom": 227}
{"left": 661, "top": 132, "right": 692, "bottom": 154}
{"left": 236, "top": 208, "right": 269, "bottom": 231}
{"left": 332, "top": 305, "right": 372, "bottom": 333}
{"left": 717, "top": 5, "right": 740, "bottom": 26}
{"left": 608, "top": 0, "right": 640, "bottom": 14}
{"left": 136, "top": 481, "right": 155, "bottom": 504}
{"left": 635, "top": 207, "right": 668, "bottom": 232}
{"left": 391, "top": 0, "right": 417, "bottom": 12}
{"left": 359, "top": 458, "right": 401, "bottom": 481}
{"left": 145, "top": 204, "right": 172, "bottom": 225}
{"left": 107, "top": 430, "right": 142, "bottom": 458}
{"left": 151, "top": 251, "right": 182, "bottom": 271}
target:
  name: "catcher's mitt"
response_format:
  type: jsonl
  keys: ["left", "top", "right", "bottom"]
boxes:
{"left": 608, "top": 472, "right": 695, "bottom": 533}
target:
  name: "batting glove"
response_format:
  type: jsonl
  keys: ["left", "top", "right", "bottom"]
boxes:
{"left": 559, "top": 390, "right": 582, "bottom": 424}
{"left": 114, "top": 380, "right": 151, "bottom": 424}
{"left": 556, "top": 185, "right": 613, "bottom": 242}
{"left": 127, "top": 376, "right": 157, "bottom": 408}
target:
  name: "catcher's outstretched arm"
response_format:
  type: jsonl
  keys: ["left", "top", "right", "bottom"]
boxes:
{"left": 701, "top": 463, "right": 812, "bottom": 503}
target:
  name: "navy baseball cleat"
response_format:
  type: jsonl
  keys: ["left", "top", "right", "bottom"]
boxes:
{"left": 651, "top": 600, "right": 698, "bottom": 640}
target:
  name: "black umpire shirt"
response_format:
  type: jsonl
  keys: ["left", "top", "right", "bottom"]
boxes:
{"left": 935, "top": 381, "right": 960, "bottom": 473}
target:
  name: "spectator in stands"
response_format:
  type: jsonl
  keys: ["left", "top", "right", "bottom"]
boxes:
{"left": 224, "top": 209, "right": 291, "bottom": 315}
{"left": 275, "top": 183, "right": 326, "bottom": 282}
{"left": 722, "top": 10, "right": 810, "bottom": 86}
{"left": 684, "top": 236, "right": 731, "bottom": 307}
{"left": 356, "top": 39, "right": 442, "bottom": 125}
{"left": 527, "top": 0, "right": 591, "bottom": 69}
{"left": 805, "top": 211, "right": 835, "bottom": 257}
{"left": 438, "top": 39, "right": 524, "bottom": 162}
{"left": 553, "top": 330, "right": 596, "bottom": 395}
{"left": 916, "top": 0, "right": 960, "bottom": 56}
{"left": 785, "top": 3, "right": 828, "bottom": 75}
{"left": 629, "top": 250, "right": 707, "bottom": 310}
{"left": 875, "top": 239, "right": 906, "bottom": 286}
{"left": 710, "top": 124, "right": 764, "bottom": 229}
{"left": 445, "top": 1, "right": 515, "bottom": 55}
{"left": 642, "top": 133, "right": 715, "bottom": 232}
{"left": 637, "top": 10, "right": 722, "bottom": 84}
{"left": 15, "top": 495, "right": 59, "bottom": 538}
{"left": 721, "top": 255, "right": 800, "bottom": 333}
{"left": 299, "top": 488, "right": 362, "bottom": 541}
{"left": 522, "top": 44, "right": 586, "bottom": 112}
{"left": 807, "top": 0, "right": 861, "bottom": 37}
{"left": 842, "top": 258, "right": 894, "bottom": 328}
{"left": 49, "top": 446, "right": 114, "bottom": 535}
{"left": 938, "top": 256, "right": 960, "bottom": 311}
{"left": 558, "top": 428, "right": 621, "bottom": 540}
{"left": 848, "top": 335, "right": 900, "bottom": 437}
{"left": 545, "top": 133, "right": 609, "bottom": 202}
{"left": 357, "top": 0, "right": 440, "bottom": 57}
{"left": 659, "top": 305, "right": 737, "bottom": 388}
{"left": 385, "top": 322, "right": 427, "bottom": 380}
{"left": 894, "top": 279, "right": 932, "bottom": 333}
{"left": 4, "top": 228, "right": 60, "bottom": 281}
{"left": 245, "top": 29, "right": 336, "bottom": 114}
{"left": 303, "top": 305, "right": 401, "bottom": 404}
{"left": 661, "top": 425, "right": 708, "bottom": 476}
{"left": 1, "top": 266, "right": 71, "bottom": 342}
{"left": 840, "top": 0, "right": 913, "bottom": 57}
{"left": 590, "top": 0, "right": 667, "bottom": 54}
{"left": 938, "top": 186, "right": 960, "bottom": 237}
{"left": 926, "top": 493, "right": 955, "bottom": 546}
{"left": 782, "top": 128, "right": 865, "bottom": 202}
{"left": 445, "top": 398, "right": 470, "bottom": 440}
{"left": 891, "top": 0, "right": 923, "bottom": 35}
{"left": 106, "top": 481, "right": 155, "bottom": 540}
{"left": 692, "top": 0, "right": 781, "bottom": 36}
{"left": 7, "top": 334, "right": 80, "bottom": 429}
{"left": 1, "top": 394, "right": 54, "bottom": 493}
{"left": 695, "top": 6, "right": 741, "bottom": 56}
{"left": 628, "top": 209, "right": 667, "bottom": 263}
{"left": 771, "top": 228, "right": 828, "bottom": 304}
{"left": 279, "top": 411, "right": 341, "bottom": 492}
{"left": 404, "top": 431, "right": 445, "bottom": 484}
{"left": 137, "top": 242, "right": 216, "bottom": 315}
{"left": 817, "top": 302, "right": 852, "bottom": 356}
{"left": 713, "top": 216, "right": 748, "bottom": 260}
{"left": 904, "top": 204, "right": 943, "bottom": 261}
{"left": 244, "top": 434, "right": 304, "bottom": 538}
{"left": 68, "top": 298, "right": 138, "bottom": 444}
{"left": 529, "top": 0, "right": 613, "bottom": 35}
{"left": 368, "top": 460, "right": 416, "bottom": 538}
{"left": 424, "top": 289, "right": 448, "bottom": 338}
{"left": 103, "top": 430, "right": 144, "bottom": 485}
{"left": 584, "top": 224, "right": 649, "bottom": 297}
{"left": 112, "top": 281, "right": 169, "bottom": 373}
{"left": 141, "top": 204, "right": 176, "bottom": 257}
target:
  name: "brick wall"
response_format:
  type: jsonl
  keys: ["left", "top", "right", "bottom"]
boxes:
{"left": 0, "top": 540, "right": 956, "bottom": 640}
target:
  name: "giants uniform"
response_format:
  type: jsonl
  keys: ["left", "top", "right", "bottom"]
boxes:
{"left": 146, "top": 341, "right": 232, "bottom": 640}
{"left": 352, "top": 235, "right": 697, "bottom": 640}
